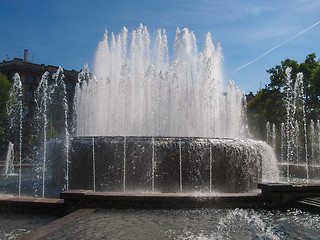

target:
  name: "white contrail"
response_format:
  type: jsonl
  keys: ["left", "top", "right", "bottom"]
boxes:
{"left": 229, "top": 21, "right": 320, "bottom": 75}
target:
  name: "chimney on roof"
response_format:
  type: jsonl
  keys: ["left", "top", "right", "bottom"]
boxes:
{"left": 24, "top": 49, "right": 28, "bottom": 62}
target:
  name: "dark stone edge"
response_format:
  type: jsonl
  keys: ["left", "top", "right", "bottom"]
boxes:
{"left": 0, "top": 196, "right": 65, "bottom": 217}
{"left": 0, "top": 182, "right": 320, "bottom": 218}
{"left": 258, "top": 182, "right": 320, "bottom": 207}
{"left": 62, "top": 190, "right": 267, "bottom": 210}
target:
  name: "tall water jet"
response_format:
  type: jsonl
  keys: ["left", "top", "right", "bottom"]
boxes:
{"left": 280, "top": 67, "right": 311, "bottom": 181}
{"left": 310, "top": 120, "right": 320, "bottom": 165}
{"left": 280, "top": 122, "right": 285, "bottom": 162}
{"left": 310, "top": 120, "right": 316, "bottom": 165}
{"left": 294, "top": 73, "right": 308, "bottom": 179}
{"left": 31, "top": 67, "right": 72, "bottom": 197}
{"left": 284, "top": 68, "right": 295, "bottom": 166}
{"left": 35, "top": 72, "right": 50, "bottom": 198}
{"left": 6, "top": 73, "right": 23, "bottom": 195}
{"left": 305, "top": 119, "right": 320, "bottom": 180}
{"left": 52, "top": 67, "right": 70, "bottom": 190}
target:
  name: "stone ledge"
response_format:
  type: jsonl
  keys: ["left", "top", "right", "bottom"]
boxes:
{"left": 60, "top": 190, "right": 266, "bottom": 210}
{"left": 0, "top": 196, "right": 65, "bottom": 216}
{"left": 258, "top": 183, "right": 320, "bottom": 207}
{"left": 2, "top": 183, "right": 320, "bottom": 217}
{"left": 258, "top": 182, "right": 320, "bottom": 192}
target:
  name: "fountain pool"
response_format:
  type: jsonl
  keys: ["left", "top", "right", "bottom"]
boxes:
{"left": 0, "top": 212, "right": 56, "bottom": 240}
{"left": 17, "top": 208, "right": 320, "bottom": 239}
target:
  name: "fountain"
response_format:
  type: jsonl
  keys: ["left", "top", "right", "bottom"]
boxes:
{"left": 2, "top": 25, "right": 320, "bottom": 240}
{"left": 267, "top": 67, "right": 320, "bottom": 183}
{"left": 0, "top": 24, "right": 280, "bottom": 198}
{"left": 44, "top": 24, "right": 279, "bottom": 195}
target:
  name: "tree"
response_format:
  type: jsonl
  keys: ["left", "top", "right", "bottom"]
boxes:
{"left": 0, "top": 72, "right": 11, "bottom": 139}
{"left": 247, "top": 53, "right": 320, "bottom": 139}
{"left": 247, "top": 88, "right": 284, "bottom": 139}
{"left": 266, "top": 58, "right": 299, "bottom": 91}
{"left": 0, "top": 72, "right": 11, "bottom": 156}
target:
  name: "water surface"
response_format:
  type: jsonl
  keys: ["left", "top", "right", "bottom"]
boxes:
{"left": 37, "top": 208, "right": 320, "bottom": 239}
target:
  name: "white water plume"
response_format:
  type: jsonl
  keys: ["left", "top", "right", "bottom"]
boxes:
{"left": 4, "top": 142, "right": 15, "bottom": 176}
{"left": 75, "top": 24, "right": 247, "bottom": 138}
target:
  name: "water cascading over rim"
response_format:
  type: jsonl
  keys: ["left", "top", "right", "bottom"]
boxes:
{"left": 48, "top": 136, "right": 279, "bottom": 193}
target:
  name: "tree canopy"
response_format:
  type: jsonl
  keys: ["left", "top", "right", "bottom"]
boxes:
{"left": 247, "top": 53, "right": 320, "bottom": 139}
{"left": 0, "top": 73, "right": 11, "bottom": 138}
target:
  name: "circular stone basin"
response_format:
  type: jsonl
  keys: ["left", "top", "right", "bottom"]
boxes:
{"left": 47, "top": 137, "right": 279, "bottom": 193}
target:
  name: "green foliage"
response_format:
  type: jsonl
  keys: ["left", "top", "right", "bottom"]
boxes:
{"left": 247, "top": 88, "right": 284, "bottom": 139}
{"left": 0, "top": 72, "right": 11, "bottom": 138}
{"left": 248, "top": 53, "right": 320, "bottom": 139}
{"left": 266, "top": 59, "right": 299, "bottom": 90}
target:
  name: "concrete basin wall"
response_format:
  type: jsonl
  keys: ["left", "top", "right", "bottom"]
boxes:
{"left": 47, "top": 137, "right": 272, "bottom": 193}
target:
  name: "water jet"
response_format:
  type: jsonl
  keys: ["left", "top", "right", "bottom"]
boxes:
{"left": 2, "top": 24, "right": 281, "bottom": 197}
{"left": 2, "top": 25, "right": 320, "bottom": 240}
{"left": 49, "top": 24, "right": 279, "bottom": 195}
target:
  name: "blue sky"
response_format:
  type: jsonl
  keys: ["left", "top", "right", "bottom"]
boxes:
{"left": 1, "top": 0, "right": 320, "bottom": 94}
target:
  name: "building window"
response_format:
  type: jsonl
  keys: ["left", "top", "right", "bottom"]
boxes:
{"left": 27, "top": 87, "right": 34, "bottom": 100}
{"left": 27, "top": 75, "right": 35, "bottom": 83}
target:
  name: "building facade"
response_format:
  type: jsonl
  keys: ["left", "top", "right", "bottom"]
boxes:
{"left": 0, "top": 50, "right": 79, "bottom": 157}
{"left": 0, "top": 50, "right": 79, "bottom": 103}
